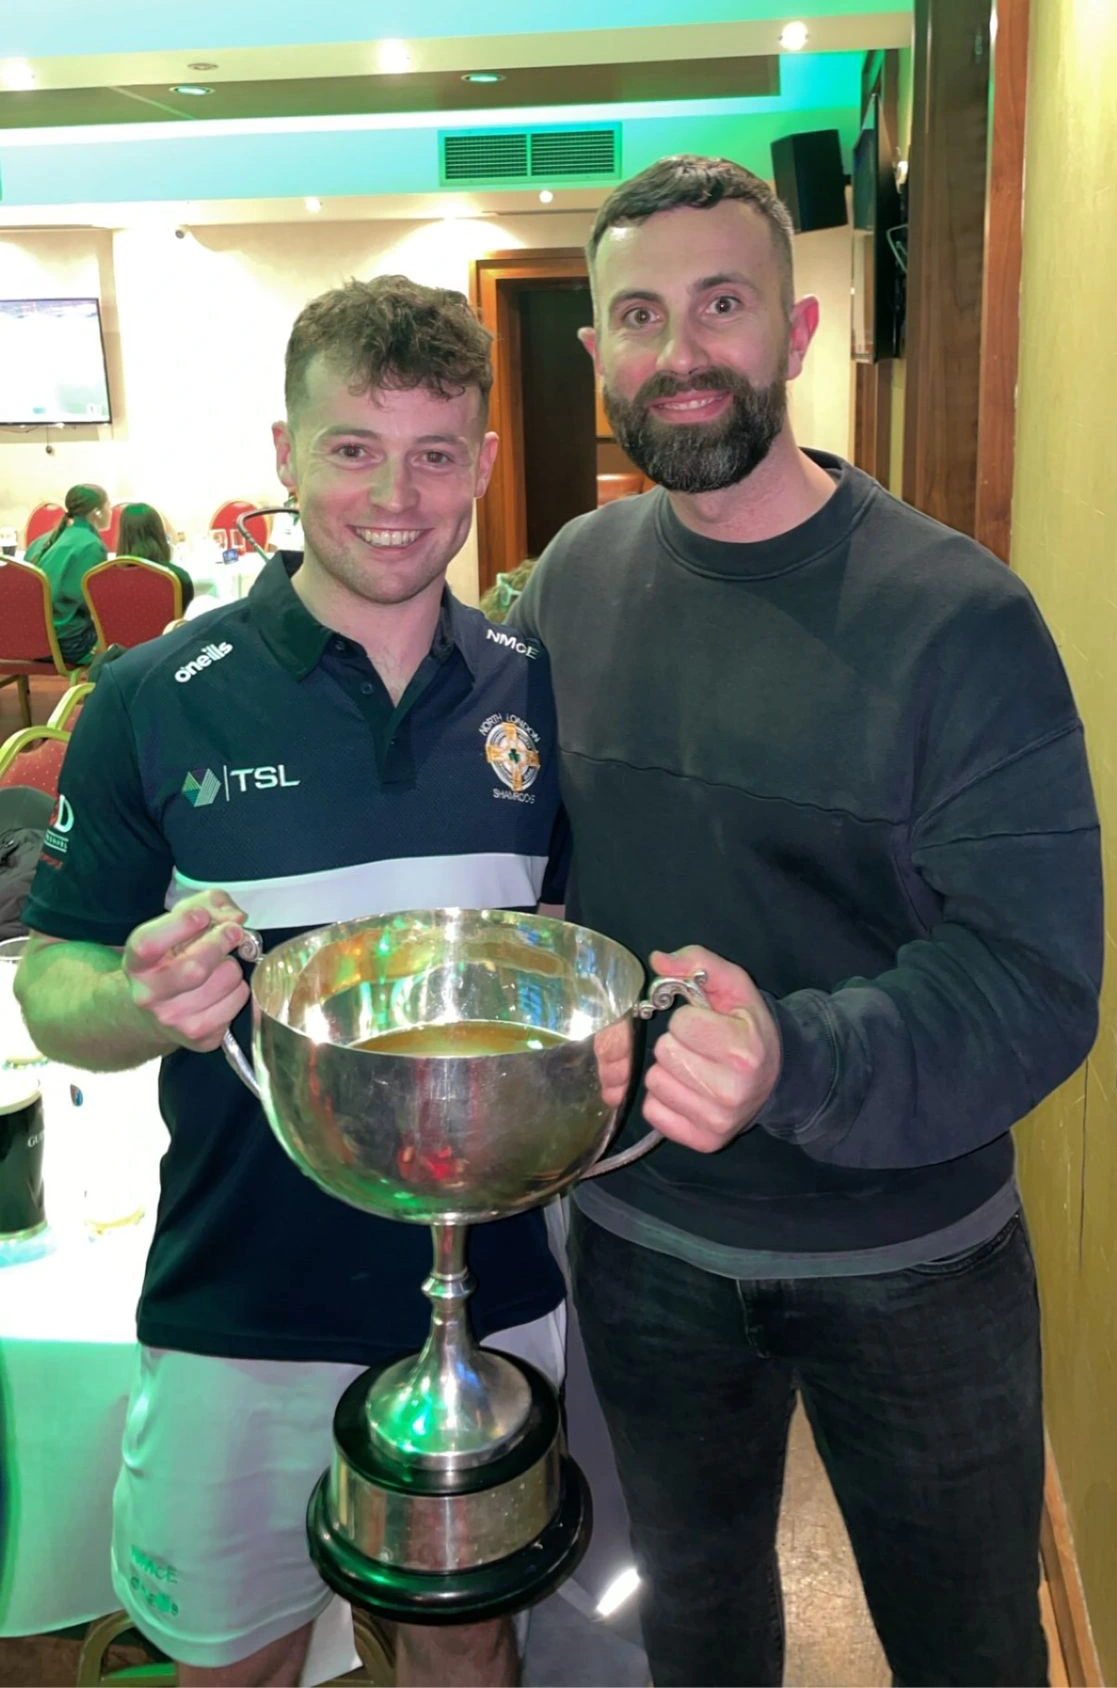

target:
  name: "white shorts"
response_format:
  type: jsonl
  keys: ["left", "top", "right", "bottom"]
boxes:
{"left": 111, "top": 1308, "right": 566, "bottom": 1673}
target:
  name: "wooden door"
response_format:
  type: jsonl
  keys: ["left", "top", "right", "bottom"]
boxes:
{"left": 471, "top": 250, "right": 592, "bottom": 595}
{"left": 518, "top": 284, "right": 596, "bottom": 559}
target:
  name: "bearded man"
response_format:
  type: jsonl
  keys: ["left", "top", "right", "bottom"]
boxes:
{"left": 508, "top": 155, "right": 1100, "bottom": 1688}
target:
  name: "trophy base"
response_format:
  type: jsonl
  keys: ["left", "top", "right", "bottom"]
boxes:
{"left": 306, "top": 1354, "right": 592, "bottom": 1623}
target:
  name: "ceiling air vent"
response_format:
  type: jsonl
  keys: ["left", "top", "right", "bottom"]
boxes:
{"left": 440, "top": 124, "right": 620, "bottom": 188}
{"left": 443, "top": 131, "right": 529, "bottom": 182}
{"left": 529, "top": 127, "right": 617, "bottom": 179}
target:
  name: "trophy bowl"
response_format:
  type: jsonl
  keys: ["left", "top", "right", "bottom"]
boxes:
{"left": 244, "top": 905, "right": 647, "bottom": 1224}
{"left": 221, "top": 907, "right": 707, "bottom": 1620}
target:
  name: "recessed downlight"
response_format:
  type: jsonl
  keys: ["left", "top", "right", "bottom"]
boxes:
{"left": 462, "top": 71, "right": 505, "bottom": 84}
{"left": 778, "top": 20, "right": 809, "bottom": 51}
{"left": 2, "top": 60, "right": 36, "bottom": 91}
{"left": 538, "top": 190, "right": 554, "bottom": 204}
{"left": 187, "top": 62, "right": 218, "bottom": 72}
{"left": 378, "top": 40, "right": 412, "bottom": 74}
{"left": 305, "top": 197, "right": 322, "bottom": 214}
{"left": 170, "top": 83, "right": 213, "bottom": 96}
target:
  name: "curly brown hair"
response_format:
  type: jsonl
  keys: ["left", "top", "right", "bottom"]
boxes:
{"left": 284, "top": 275, "right": 494, "bottom": 421}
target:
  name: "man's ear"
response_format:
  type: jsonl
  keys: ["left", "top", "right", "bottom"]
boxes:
{"left": 577, "top": 324, "right": 599, "bottom": 370}
{"left": 786, "top": 296, "right": 821, "bottom": 381}
{"left": 272, "top": 420, "right": 297, "bottom": 494}
{"left": 475, "top": 431, "right": 500, "bottom": 499}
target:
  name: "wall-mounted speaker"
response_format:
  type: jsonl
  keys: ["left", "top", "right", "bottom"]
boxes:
{"left": 770, "top": 130, "right": 848, "bottom": 233}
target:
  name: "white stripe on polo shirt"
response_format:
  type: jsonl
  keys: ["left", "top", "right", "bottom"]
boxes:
{"left": 167, "top": 851, "right": 547, "bottom": 931}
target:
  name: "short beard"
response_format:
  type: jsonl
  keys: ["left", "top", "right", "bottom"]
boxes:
{"left": 603, "top": 362, "right": 788, "bottom": 494}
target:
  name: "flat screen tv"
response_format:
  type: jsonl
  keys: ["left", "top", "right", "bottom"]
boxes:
{"left": 0, "top": 297, "right": 112, "bottom": 425}
{"left": 851, "top": 96, "right": 903, "bottom": 363}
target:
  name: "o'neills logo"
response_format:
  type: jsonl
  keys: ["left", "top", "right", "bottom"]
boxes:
{"left": 175, "top": 641, "right": 233, "bottom": 684}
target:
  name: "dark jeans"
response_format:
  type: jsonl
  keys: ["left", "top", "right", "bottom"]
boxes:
{"left": 569, "top": 1207, "right": 1047, "bottom": 1688}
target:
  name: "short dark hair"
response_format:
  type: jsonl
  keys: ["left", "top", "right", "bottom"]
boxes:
{"left": 284, "top": 275, "right": 494, "bottom": 420}
{"left": 586, "top": 155, "right": 796, "bottom": 314}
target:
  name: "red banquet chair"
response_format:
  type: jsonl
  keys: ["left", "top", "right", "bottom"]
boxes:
{"left": 0, "top": 560, "right": 78, "bottom": 727}
{"left": 83, "top": 558, "right": 183, "bottom": 652}
{"left": 47, "top": 680, "right": 96, "bottom": 731}
{"left": 0, "top": 725, "right": 70, "bottom": 800}
{"left": 23, "top": 503, "right": 64, "bottom": 552}
{"left": 209, "top": 500, "right": 269, "bottom": 556}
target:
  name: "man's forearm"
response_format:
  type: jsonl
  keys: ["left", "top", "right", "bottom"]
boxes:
{"left": 14, "top": 938, "right": 176, "bottom": 1071}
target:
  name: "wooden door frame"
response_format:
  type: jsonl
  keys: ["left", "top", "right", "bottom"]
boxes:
{"left": 470, "top": 249, "right": 589, "bottom": 596}
{"left": 901, "top": 0, "right": 992, "bottom": 533}
{"left": 899, "top": 0, "right": 1029, "bottom": 559}
{"left": 974, "top": 0, "right": 1029, "bottom": 561}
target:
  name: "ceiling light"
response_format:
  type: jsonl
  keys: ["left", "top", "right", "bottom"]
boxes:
{"left": 779, "top": 21, "right": 809, "bottom": 51}
{"left": 538, "top": 190, "right": 554, "bottom": 204}
{"left": 187, "top": 62, "right": 218, "bottom": 72}
{"left": 170, "top": 83, "right": 213, "bottom": 96}
{"left": 2, "top": 60, "right": 36, "bottom": 91}
{"left": 462, "top": 71, "right": 505, "bottom": 84}
{"left": 305, "top": 197, "right": 322, "bottom": 214}
{"left": 377, "top": 40, "right": 412, "bottom": 74}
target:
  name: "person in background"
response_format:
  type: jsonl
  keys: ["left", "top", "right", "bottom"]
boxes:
{"left": 115, "top": 502, "right": 195, "bottom": 610}
{"left": 509, "top": 153, "right": 1102, "bottom": 1687}
{"left": 478, "top": 558, "right": 537, "bottom": 623}
{"left": 24, "top": 483, "right": 108, "bottom": 665}
{"left": 15, "top": 275, "right": 569, "bottom": 1688}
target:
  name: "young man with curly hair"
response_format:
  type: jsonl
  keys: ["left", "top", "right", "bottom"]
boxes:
{"left": 17, "top": 276, "right": 568, "bottom": 1688}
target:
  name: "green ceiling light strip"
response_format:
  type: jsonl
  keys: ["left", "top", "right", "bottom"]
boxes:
{"left": 14, "top": 0, "right": 908, "bottom": 56}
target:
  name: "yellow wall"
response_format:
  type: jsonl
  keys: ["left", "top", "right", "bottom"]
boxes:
{"left": 0, "top": 215, "right": 852, "bottom": 600}
{"left": 1011, "top": 1, "right": 1117, "bottom": 1677}
{"left": 785, "top": 223, "right": 852, "bottom": 461}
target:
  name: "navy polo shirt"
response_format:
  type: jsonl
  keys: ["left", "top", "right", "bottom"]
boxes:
{"left": 25, "top": 558, "right": 568, "bottom": 1363}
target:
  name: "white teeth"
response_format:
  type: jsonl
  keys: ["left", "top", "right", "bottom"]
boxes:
{"left": 658, "top": 394, "right": 722, "bottom": 412}
{"left": 355, "top": 528, "right": 423, "bottom": 547}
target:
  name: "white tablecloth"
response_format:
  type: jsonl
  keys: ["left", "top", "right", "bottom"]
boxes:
{"left": 184, "top": 551, "right": 266, "bottom": 614}
{"left": 0, "top": 1212, "right": 155, "bottom": 1634}
{"left": 0, "top": 1059, "right": 164, "bottom": 1637}
{"left": 0, "top": 1035, "right": 360, "bottom": 1679}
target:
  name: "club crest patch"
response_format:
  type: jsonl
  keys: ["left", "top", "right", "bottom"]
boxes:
{"left": 481, "top": 714, "right": 541, "bottom": 801}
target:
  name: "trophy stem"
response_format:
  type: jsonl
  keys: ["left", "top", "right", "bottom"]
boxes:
{"left": 424, "top": 1219, "right": 472, "bottom": 1335}
{"left": 420, "top": 1221, "right": 481, "bottom": 1420}
{"left": 363, "top": 1222, "right": 533, "bottom": 1471}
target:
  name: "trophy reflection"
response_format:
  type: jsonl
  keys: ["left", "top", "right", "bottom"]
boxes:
{"left": 225, "top": 907, "right": 704, "bottom": 1624}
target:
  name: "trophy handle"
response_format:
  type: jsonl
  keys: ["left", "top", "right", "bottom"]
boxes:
{"left": 221, "top": 924, "right": 263, "bottom": 1100}
{"left": 579, "top": 969, "right": 711, "bottom": 1181}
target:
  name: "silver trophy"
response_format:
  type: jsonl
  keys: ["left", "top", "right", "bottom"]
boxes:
{"left": 224, "top": 907, "right": 705, "bottom": 1622}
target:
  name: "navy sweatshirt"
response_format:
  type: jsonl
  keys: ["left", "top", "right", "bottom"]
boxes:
{"left": 510, "top": 453, "right": 1102, "bottom": 1270}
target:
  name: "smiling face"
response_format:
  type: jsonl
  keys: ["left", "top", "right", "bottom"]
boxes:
{"left": 583, "top": 200, "right": 817, "bottom": 493}
{"left": 273, "top": 356, "right": 498, "bottom": 619}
